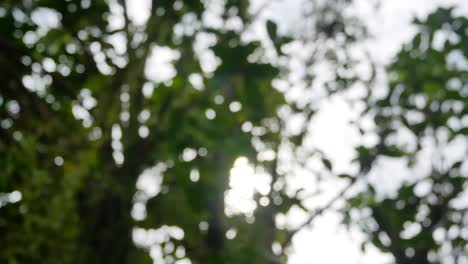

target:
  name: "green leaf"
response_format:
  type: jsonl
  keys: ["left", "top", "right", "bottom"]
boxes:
{"left": 381, "top": 146, "right": 406, "bottom": 157}
{"left": 322, "top": 158, "right": 333, "bottom": 170}
{"left": 266, "top": 20, "right": 278, "bottom": 42}
{"left": 337, "top": 173, "right": 353, "bottom": 180}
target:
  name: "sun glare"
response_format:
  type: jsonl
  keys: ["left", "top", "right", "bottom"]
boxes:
{"left": 224, "top": 156, "right": 272, "bottom": 217}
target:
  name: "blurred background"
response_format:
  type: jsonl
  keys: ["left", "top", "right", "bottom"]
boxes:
{"left": 1, "top": 0, "right": 467, "bottom": 263}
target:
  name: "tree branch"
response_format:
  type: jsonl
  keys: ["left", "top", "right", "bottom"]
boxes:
{"left": 281, "top": 177, "right": 358, "bottom": 251}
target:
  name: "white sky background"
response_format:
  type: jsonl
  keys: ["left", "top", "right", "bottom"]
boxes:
{"left": 123, "top": 0, "right": 468, "bottom": 263}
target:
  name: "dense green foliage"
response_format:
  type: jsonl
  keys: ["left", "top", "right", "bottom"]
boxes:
{"left": 0, "top": 0, "right": 466, "bottom": 263}
{"left": 350, "top": 8, "right": 468, "bottom": 264}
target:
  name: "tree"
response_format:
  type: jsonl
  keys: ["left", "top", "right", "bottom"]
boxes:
{"left": 1, "top": 0, "right": 466, "bottom": 264}
{"left": 0, "top": 0, "right": 286, "bottom": 263}
{"left": 348, "top": 8, "right": 468, "bottom": 264}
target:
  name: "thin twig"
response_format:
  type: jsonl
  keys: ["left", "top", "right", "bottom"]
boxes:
{"left": 281, "top": 177, "right": 358, "bottom": 251}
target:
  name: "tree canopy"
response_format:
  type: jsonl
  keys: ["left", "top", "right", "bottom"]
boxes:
{"left": 349, "top": 8, "right": 468, "bottom": 263}
{"left": 0, "top": 0, "right": 467, "bottom": 263}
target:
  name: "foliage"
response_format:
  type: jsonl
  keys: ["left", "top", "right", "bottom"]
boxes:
{"left": 0, "top": 0, "right": 286, "bottom": 263}
{"left": 349, "top": 8, "right": 468, "bottom": 264}
{"left": 0, "top": 0, "right": 466, "bottom": 264}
